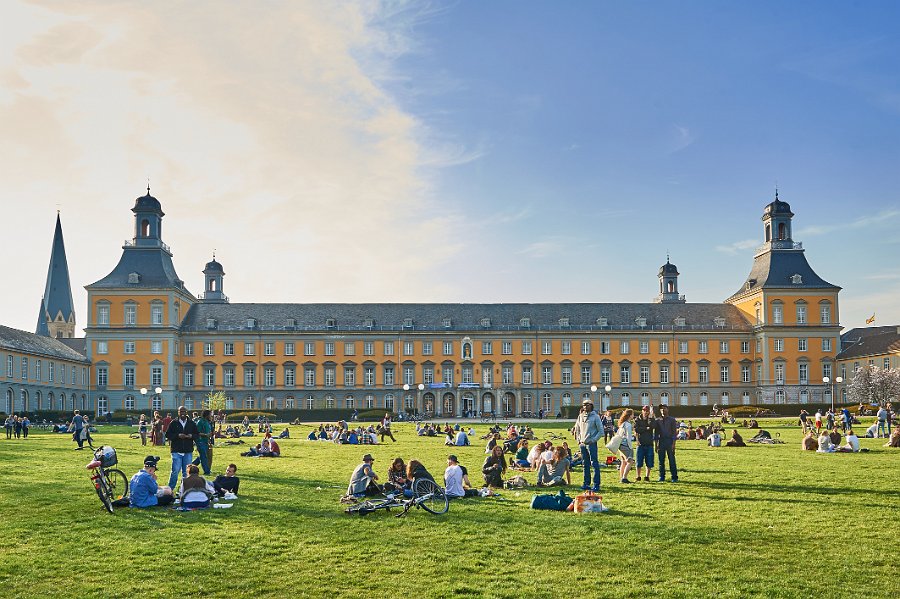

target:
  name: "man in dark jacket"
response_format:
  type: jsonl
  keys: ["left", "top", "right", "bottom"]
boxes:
{"left": 165, "top": 405, "right": 199, "bottom": 489}
{"left": 633, "top": 406, "right": 655, "bottom": 481}
{"left": 654, "top": 404, "right": 679, "bottom": 482}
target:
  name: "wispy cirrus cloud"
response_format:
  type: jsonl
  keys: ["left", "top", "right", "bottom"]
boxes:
{"left": 517, "top": 238, "right": 563, "bottom": 258}
{"left": 715, "top": 238, "right": 758, "bottom": 254}
{"left": 795, "top": 208, "right": 900, "bottom": 237}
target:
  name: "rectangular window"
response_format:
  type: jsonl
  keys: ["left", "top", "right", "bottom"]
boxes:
{"left": 363, "top": 341, "right": 374, "bottom": 356}
{"left": 541, "top": 366, "right": 552, "bottom": 384}
{"left": 324, "top": 342, "right": 335, "bottom": 356}
{"left": 580, "top": 366, "right": 591, "bottom": 385}
{"left": 502, "top": 366, "right": 513, "bottom": 385}
{"left": 205, "top": 368, "right": 216, "bottom": 388}
{"left": 639, "top": 365, "right": 650, "bottom": 384}
{"left": 344, "top": 342, "right": 356, "bottom": 356}
{"left": 443, "top": 341, "right": 453, "bottom": 356}
{"left": 244, "top": 342, "right": 255, "bottom": 356}
{"left": 482, "top": 341, "right": 493, "bottom": 355}
{"left": 364, "top": 366, "right": 375, "bottom": 386}
{"left": 679, "top": 365, "right": 689, "bottom": 384}
{"left": 775, "top": 363, "right": 785, "bottom": 384}
{"left": 756, "top": 339, "right": 761, "bottom": 353}
{"left": 522, "top": 341, "right": 532, "bottom": 355}
{"left": 522, "top": 366, "right": 532, "bottom": 385}
{"left": 124, "top": 341, "right": 135, "bottom": 354}
{"left": 124, "top": 367, "right": 135, "bottom": 387}
{"left": 659, "top": 365, "right": 669, "bottom": 384}
{"left": 542, "top": 341, "right": 552, "bottom": 355}
{"left": 403, "top": 366, "right": 415, "bottom": 386}
{"left": 774, "top": 339, "right": 784, "bottom": 352}
{"left": 403, "top": 341, "right": 414, "bottom": 356}
{"left": 620, "top": 341, "right": 630, "bottom": 354}
{"left": 799, "top": 363, "right": 808, "bottom": 385}
{"left": 741, "top": 365, "right": 751, "bottom": 383}
{"left": 822, "top": 363, "right": 832, "bottom": 380}
{"left": 698, "top": 341, "right": 708, "bottom": 354}
{"left": 423, "top": 366, "right": 434, "bottom": 385}
{"left": 285, "top": 342, "right": 295, "bottom": 356}
{"left": 699, "top": 365, "right": 709, "bottom": 383}
{"left": 343, "top": 367, "right": 355, "bottom": 386}
{"left": 384, "top": 342, "right": 394, "bottom": 356}
{"left": 600, "top": 341, "right": 610, "bottom": 355}
{"left": 304, "top": 342, "right": 315, "bottom": 356}
{"left": 305, "top": 368, "right": 316, "bottom": 387}
{"left": 224, "top": 343, "right": 234, "bottom": 356}
{"left": 462, "top": 366, "right": 473, "bottom": 384}
{"left": 35, "top": 359, "right": 41, "bottom": 381}
{"left": 772, "top": 305, "right": 783, "bottom": 324}
{"left": 151, "top": 341, "right": 162, "bottom": 354}
{"left": 884, "top": 357, "right": 891, "bottom": 370}
{"left": 324, "top": 367, "right": 335, "bottom": 387}
{"left": 442, "top": 367, "right": 453, "bottom": 385}
{"left": 422, "top": 341, "right": 433, "bottom": 356}
{"left": 124, "top": 396, "right": 135, "bottom": 410}
{"left": 581, "top": 341, "right": 591, "bottom": 355}
{"left": 798, "top": 338, "right": 808, "bottom": 352}
{"left": 204, "top": 342, "right": 214, "bottom": 356}
{"left": 741, "top": 341, "right": 750, "bottom": 354}
{"left": 797, "top": 305, "right": 807, "bottom": 324}
{"left": 224, "top": 367, "right": 235, "bottom": 387}
{"left": 98, "top": 305, "right": 109, "bottom": 326}
{"left": 720, "top": 365, "right": 730, "bottom": 383}
{"left": 48, "top": 361, "right": 53, "bottom": 382}
{"left": 562, "top": 366, "right": 572, "bottom": 385}
{"left": 383, "top": 366, "right": 394, "bottom": 386}
{"left": 97, "top": 341, "right": 108, "bottom": 355}
{"left": 556, "top": 341, "right": 569, "bottom": 355}
{"left": 822, "top": 338, "right": 832, "bottom": 352}
{"left": 620, "top": 365, "right": 631, "bottom": 384}
{"left": 639, "top": 341, "right": 649, "bottom": 354}
{"left": 502, "top": 341, "right": 512, "bottom": 355}
{"left": 719, "top": 341, "right": 729, "bottom": 353}
{"left": 264, "top": 342, "right": 275, "bottom": 356}
{"left": 600, "top": 365, "right": 611, "bottom": 384}
{"left": 151, "top": 366, "right": 162, "bottom": 387}
{"left": 659, "top": 340, "right": 669, "bottom": 354}
{"left": 820, "top": 305, "right": 831, "bottom": 324}
{"left": 482, "top": 368, "right": 492, "bottom": 386}
{"left": 265, "top": 366, "right": 276, "bottom": 387}
{"left": 678, "top": 341, "right": 688, "bottom": 354}
{"left": 151, "top": 305, "right": 163, "bottom": 325}
{"left": 125, "top": 305, "right": 136, "bottom": 326}
{"left": 244, "top": 368, "right": 255, "bottom": 387}
{"left": 183, "top": 368, "right": 194, "bottom": 387}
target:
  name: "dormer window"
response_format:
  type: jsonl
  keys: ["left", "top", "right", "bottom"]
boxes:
{"left": 128, "top": 272, "right": 141, "bottom": 284}
{"left": 559, "top": 317, "right": 570, "bottom": 328}
{"left": 746, "top": 279, "right": 756, "bottom": 291}
{"left": 403, "top": 318, "right": 413, "bottom": 329}
{"left": 325, "top": 318, "right": 336, "bottom": 329}
{"left": 635, "top": 317, "right": 647, "bottom": 327}
{"left": 363, "top": 318, "right": 374, "bottom": 329}
{"left": 442, "top": 318, "right": 452, "bottom": 328}
{"left": 791, "top": 274, "right": 803, "bottom": 284}
{"left": 480, "top": 318, "right": 491, "bottom": 328}
{"left": 286, "top": 318, "right": 296, "bottom": 328}
{"left": 246, "top": 318, "right": 256, "bottom": 329}
{"left": 674, "top": 317, "right": 686, "bottom": 327}
{"left": 714, "top": 317, "right": 726, "bottom": 327}
{"left": 596, "top": 317, "right": 608, "bottom": 327}
{"left": 206, "top": 318, "right": 217, "bottom": 329}
{"left": 520, "top": 317, "right": 531, "bottom": 328}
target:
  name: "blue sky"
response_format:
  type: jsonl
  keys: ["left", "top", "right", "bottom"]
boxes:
{"left": 1, "top": 1, "right": 899, "bottom": 332}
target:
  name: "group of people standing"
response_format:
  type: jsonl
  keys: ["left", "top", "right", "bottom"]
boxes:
{"left": 4, "top": 414, "right": 30, "bottom": 439}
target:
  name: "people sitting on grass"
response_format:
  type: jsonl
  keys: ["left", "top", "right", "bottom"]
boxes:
{"left": 817, "top": 431, "right": 835, "bottom": 453}
{"left": 346, "top": 454, "right": 380, "bottom": 498}
{"left": 444, "top": 430, "right": 456, "bottom": 446}
{"left": 527, "top": 441, "right": 545, "bottom": 469}
{"left": 385, "top": 457, "right": 410, "bottom": 494}
{"left": 536, "top": 445, "right": 571, "bottom": 487}
{"left": 407, "top": 458, "right": 437, "bottom": 487}
{"left": 510, "top": 440, "right": 531, "bottom": 469}
{"left": 277, "top": 427, "right": 290, "bottom": 439}
{"left": 885, "top": 428, "right": 900, "bottom": 448}
{"left": 485, "top": 433, "right": 500, "bottom": 454}
{"left": 828, "top": 427, "right": 842, "bottom": 448}
{"left": 130, "top": 455, "right": 175, "bottom": 507}
{"left": 213, "top": 463, "right": 240, "bottom": 497}
{"left": 307, "top": 429, "right": 318, "bottom": 441}
{"left": 482, "top": 445, "right": 507, "bottom": 488}
{"left": 178, "top": 464, "right": 216, "bottom": 497}
{"left": 454, "top": 428, "right": 470, "bottom": 446}
{"left": 726, "top": 429, "right": 746, "bottom": 447}
{"left": 444, "top": 454, "right": 480, "bottom": 498}
{"left": 801, "top": 431, "right": 818, "bottom": 451}
{"left": 837, "top": 429, "right": 860, "bottom": 453}
{"left": 242, "top": 436, "right": 281, "bottom": 457}
{"left": 708, "top": 430, "right": 722, "bottom": 447}
{"left": 864, "top": 422, "right": 878, "bottom": 438}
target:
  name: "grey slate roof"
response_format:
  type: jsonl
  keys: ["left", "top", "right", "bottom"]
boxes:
{"left": 727, "top": 248, "right": 840, "bottom": 301}
{"left": 36, "top": 214, "right": 75, "bottom": 333}
{"left": 182, "top": 302, "right": 753, "bottom": 333}
{"left": 837, "top": 327, "right": 900, "bottom": 360}
{"left": 59, "top": 338, "right": 87, "bottom": 355}
{"left": 35, "top": 299, "right": 50, "bottom": 337}
{"left": 87, "top": 246, "right": 191, "bottom": 293}
{"left": 0, "top": 325, "right": 89, "bottom": 362}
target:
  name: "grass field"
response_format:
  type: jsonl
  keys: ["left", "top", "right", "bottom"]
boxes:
{"left": 0, "top": 418, "right": 897, "bottom": 599}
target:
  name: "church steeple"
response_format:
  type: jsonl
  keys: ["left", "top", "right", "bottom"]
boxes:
{"left": 37, "top": 212, "right": 76, "bottom": 338}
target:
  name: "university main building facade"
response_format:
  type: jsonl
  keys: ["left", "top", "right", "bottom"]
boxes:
{"left": 10, "top": 189, "right": 888, "bottom": 417}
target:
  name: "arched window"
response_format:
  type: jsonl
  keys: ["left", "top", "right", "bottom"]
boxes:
{"left": 245, "top": 396, "right": 255, "bottom": 409}
{"left": 141, "top": 219, "right": 150, "bottom": 237}
{"left": 680, "top": 392, "right": 689, "bottom": 406}
{"left": 742, "top": 392, "right": 750, "bottom": 405}
{"left": 325, "top": 395, "right": 335, "bottom": 409}
{"left": 35, "top": 391, "right": 42, "bottom": 411}
{"left": 777, "top": 222, "right": 786, "bottom": 240}
{"left": 659, "top": 392, "right": 669, "bottom": 406}
{"left": 799, "top": 389, "right": 808, "bottom": 404}
{"left": 365, "top": 394, "right": 374, "bottom": 409}
{"left": 699, "top": 392, "right": 708, "bottom": 406}
{"left": 640, "top": 392, "right": 650, "bottom": 406}
{"left": 721, "top": 392, "right": 730, "bottom": 405}
{"left": 345, "top": 395, "right": 354, "bottom": 409}
{"left": 775, "top": 390, "right": 786, "bottom": 404}
{"left": 765, "top": 224, "right": 771, "bottom": 241}
{"left": 5, "top": 389, "right": 11, "bottom": 414}
{"left": 667, "top": 281, "right": 675, "bottom": 293}
{"left": 620, "top": 392, "right": 630, "bottom": 406}
{"left": 561, "top": 393, "right": 572, "bottom": 406}
{"left": 209, "top": 279, "right": 217, "bottom": 292}
{"left": 47, "top": 392, "right": 55, "bottom": 411}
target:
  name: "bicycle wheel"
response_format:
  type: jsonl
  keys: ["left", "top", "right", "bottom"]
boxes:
{"left": 413, "top": 479, "right": 448, "bottom": 515}
{"left": 106, "top": 468, "right": 129, "bottom": 500}
{"left": 95, "top": 476, "right": 114, "bottom": 513}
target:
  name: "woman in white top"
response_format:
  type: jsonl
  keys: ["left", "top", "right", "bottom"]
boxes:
{"left": 617, "top": 409, "right": 635, "bottom": 483}
{"left": 816, "top": 431, "right": 835, "bottom": 453}
{"left": 842, "top": 430, "right": 860, "bottom": 452}
{"left": 527, "top": 441, "right": 545, "bottom": 469}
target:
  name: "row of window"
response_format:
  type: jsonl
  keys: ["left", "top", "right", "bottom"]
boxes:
{"left": 756, "top": 302, "right": 832, "bottom": 325}
{"left": 96, "top": 303, "right": 169, "bottom": 326}
{"left": 2, "top": 355, "right": 87, "bottom": 386}
{"left": 96, "top": 340, "right": 164, "bottom": 355}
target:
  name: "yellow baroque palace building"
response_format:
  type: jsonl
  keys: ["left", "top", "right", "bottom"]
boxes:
{"left": 66, "top": 190, "right": 846, "bottom": 417}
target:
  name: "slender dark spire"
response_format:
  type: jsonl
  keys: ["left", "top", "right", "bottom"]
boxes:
{"left": 36, "top": 213, "right": 76, "bottom": 337}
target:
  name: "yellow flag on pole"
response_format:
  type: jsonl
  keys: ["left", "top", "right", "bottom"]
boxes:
{"left": 865, "top": 313, "right": 876, "bottom": 325}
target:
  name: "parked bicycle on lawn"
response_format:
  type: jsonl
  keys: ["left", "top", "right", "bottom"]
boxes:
{"left": 344, "top": 478, "right": 449, "bottom": 517}
{"left": 86, "top": 446, "right": 128, "bottom": 513}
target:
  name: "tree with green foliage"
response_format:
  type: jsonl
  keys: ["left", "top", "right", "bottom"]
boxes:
{"left": 206, "top": 390, "right": 227, "bottom": 412}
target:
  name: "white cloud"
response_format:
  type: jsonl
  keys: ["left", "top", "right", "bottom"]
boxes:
{"left": 715, "top": 239, "right": 758, "bottom": 254}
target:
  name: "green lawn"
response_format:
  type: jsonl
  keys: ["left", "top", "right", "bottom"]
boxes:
{"left": 0, "top": 419, "right": 897, "bottom": 598}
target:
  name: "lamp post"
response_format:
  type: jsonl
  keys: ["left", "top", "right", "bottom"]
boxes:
{"left": 603, "top": 384, "right": 612, "bottom": 412}
{"left": 417, "top": 383, "right": 424, "bottom": 416}
{"left": 823, "top": 376, "right": 843, "bottom": 413}
{"left": 590, "top": 385, "right": 598, "bottom": 411}
{"left": 140, "top": 387, "right": 148, "bottom": 410}
{"left": 402, "top": 383, "right": 410, "bottom": 416}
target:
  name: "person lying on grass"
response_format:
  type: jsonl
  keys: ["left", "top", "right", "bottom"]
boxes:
{"left": 130, "top": 455, "right": 175, "bottom": 508}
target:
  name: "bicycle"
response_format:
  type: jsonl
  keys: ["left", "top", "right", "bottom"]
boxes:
{"left": 344, "top": 478, "right": 449, "bottom": 517}
{"left": 544, "top": 431, "right": 567, "bottom": 441}
{"left": 480, "top": 412, "right": 497, "bottom": 424}
{"left": 86, "top": 446, "right": 129, "bottom": 513}
{"left": 520, "top": 411, "right": 535, "bottom": 418}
